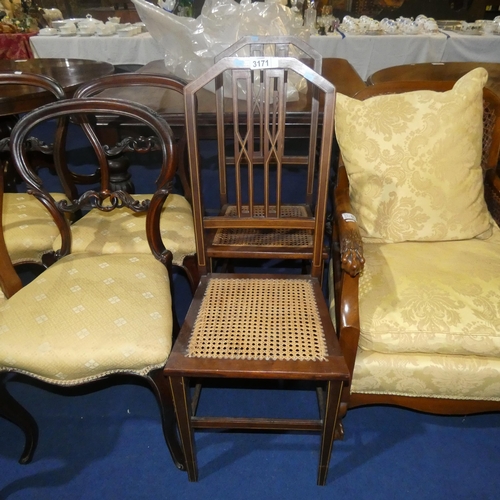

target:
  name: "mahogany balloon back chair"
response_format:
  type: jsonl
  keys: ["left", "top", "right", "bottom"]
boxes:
{"left": 164, "top": 54, "right": 350, "bottom": 485}
{"left": 331, "top": 73, "right": 500, "bottom": 422}
{"left": 0, "top": 71, "right": 68, "bottom": 268}
{"left": 65, "top": 73, "right": 199, "bottom": 290}
{"left": 2, "top": 97, "right": 185, "bottom": 470}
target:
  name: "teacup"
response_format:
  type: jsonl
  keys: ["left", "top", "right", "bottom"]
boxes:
{"left": 39, "top": 27, "right": 57, "bottom": 35}
{"left": 108, "top": 17, "right": 121, "bottom": 24}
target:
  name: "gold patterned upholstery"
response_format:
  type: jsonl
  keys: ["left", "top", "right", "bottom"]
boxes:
{"left": 53, "top": 193, "right": 195, "bottom": 267}
{"left": 331, "top": 71, "right": 500, "bottom": 416}
{"left": 4, "top": 192, "right": 68, "bottom": 265}
{"left": 1, "top": 97, "right": 185, "bottom": 468}
{"left": 335, "top": 68, "right": 491, "bottom": 243}
{"left": 0, "top": 252, "right": 172, "bottom": 385}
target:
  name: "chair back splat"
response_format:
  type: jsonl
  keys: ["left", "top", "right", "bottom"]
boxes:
{"left": 165, "top": 39, "right": 350, "bottom": 486}
{"left": 2, "top": 97, "right": 185, "bottom": 470}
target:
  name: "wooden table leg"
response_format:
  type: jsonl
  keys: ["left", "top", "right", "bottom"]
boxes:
{"left": 168, "top": 376, "right": 198, "bottom": 482}
{"left": 317, "top": 380, "right": 344, "bottom": 486}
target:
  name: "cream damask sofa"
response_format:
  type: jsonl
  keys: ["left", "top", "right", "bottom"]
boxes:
{"left": 331, "top": 68, "right": 500, "bottom": 417}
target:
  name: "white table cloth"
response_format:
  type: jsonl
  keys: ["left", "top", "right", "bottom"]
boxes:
{"left": 30, "top": 31, "right": 500, "bottom": 80}
{"left": 30, "top": 32, "right": 164, "bottom": 66}
{"left": 310, "top": 32, "right": 448, "bottom": 80}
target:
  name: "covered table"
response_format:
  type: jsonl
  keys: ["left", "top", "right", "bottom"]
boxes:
{"left": 0, "top": 33, "right": 35, "bottom": 60}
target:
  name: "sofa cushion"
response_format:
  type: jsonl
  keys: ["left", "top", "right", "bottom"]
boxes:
{"left": 355, "top": 224, "right": 500, "bottom": 358}
{"left": 335, "top": 68, "right": 492, "bottom": 242}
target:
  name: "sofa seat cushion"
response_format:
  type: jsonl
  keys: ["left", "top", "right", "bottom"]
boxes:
{"left": 0, "top": 252, "right": 172, "bottom": 385}
{"left": 357, "top": 224, "right": 500, "bottom": 357}
{"left": 4, "top": 192, "right": 67, "bottom": 264}
{"left": 53, "top": 193, "right": 195, "bottom": 266}
{"left": 352, "top": 349, "right": 500, "bottom": 400}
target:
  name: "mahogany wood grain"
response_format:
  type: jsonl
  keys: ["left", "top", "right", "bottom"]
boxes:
{"left": 0, "top": 58, "right": 114, "bottom": 116}
{"left": 368, "top": 61, "right": 500, "bottom": 98}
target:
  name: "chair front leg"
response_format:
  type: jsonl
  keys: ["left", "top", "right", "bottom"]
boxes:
{"left": 168, "top": 375, "right": 198, "bottom": 481}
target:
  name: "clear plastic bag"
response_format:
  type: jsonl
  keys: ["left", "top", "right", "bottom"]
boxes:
{"left": 132, "top": 0, "right": 310, "bottom": 99}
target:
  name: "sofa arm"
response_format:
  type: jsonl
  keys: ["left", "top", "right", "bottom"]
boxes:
{"left": 334, "top": 164, "right": 365, "bottom": 277}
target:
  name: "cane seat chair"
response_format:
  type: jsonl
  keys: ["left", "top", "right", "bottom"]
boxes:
{"left": 1, "top": 97, "right": 184, "bottom": 469}
{"left": 331, "top": 71, "right": 500, "bottom": 420}
{"left": 56, "top": 73, "right": 198, "bottom": 290}
{"left": 165, "top": 55, "right": 350, "bottom": 485}
{"left": 0, "top": 72, "right": 68, "bottom": 268}
{"left": 203, "top": 36, "right": 330, "bottom": 270}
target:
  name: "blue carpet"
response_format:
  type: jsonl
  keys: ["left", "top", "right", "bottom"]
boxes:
{"left": 1, "top": 374, "right": 500, "bottom": 499}
{"left": 2, "top": 130, "right": 499, "bottom": 499}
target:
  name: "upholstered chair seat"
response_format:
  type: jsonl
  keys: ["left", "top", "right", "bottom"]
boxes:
{"left": 0, "top": 71, "right": 67, "bottom": 268}
{"left": 4, "top": 193, "right": 68, "bottom": 266}
{"left": 1, "top": 98, "right": 185, "bottom": 469}
{"left": 330, "top": 223, "right": 500, "bottom": 400}
{"left": 0, "top": 252, "right": 172, "bottom": 384}
{"left": 53, "top": 193, "right": 195, "bottom": 268}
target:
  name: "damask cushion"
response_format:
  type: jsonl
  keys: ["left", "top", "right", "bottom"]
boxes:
{"left": 3, "top": 192, "right": 67, "bottom": 264}
{"left": 351, "top": 350, "right": 500, "bottom": 401}
{"left": 0, "top": 252, "right": 173, "bottom": 385}
{"left": 53, "top": 193, "right": 195, "bottom": 266}
{"left": 356, "top": 224, "right": 500, "bottom": 358}
{"left": 335, "top": 68, "right": 492, "bottom": 242}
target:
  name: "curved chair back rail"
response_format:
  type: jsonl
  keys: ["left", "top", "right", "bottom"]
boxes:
{"left": 72, "top": 73, "right": 199, "bottom": 291}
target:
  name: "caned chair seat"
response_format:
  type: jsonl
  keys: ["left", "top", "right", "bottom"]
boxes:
{"left": 53, "top": 193, "right": 196, "bottom": 267}
{"left": 0, "top": 252, "right": 173, "bottom": 385}
{"left": 213, "top": 205, "right": 312, "bottom": 248}
{"left": 4, "top": 193, "right": 67, "bottom": 265}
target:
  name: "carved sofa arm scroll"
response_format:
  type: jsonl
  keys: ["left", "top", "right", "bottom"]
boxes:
{"left": 334, "top": 163, "right": 365, "bottom": 277}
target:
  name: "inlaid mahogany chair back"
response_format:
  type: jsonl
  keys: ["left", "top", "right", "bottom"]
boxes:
{"left": 187, "top": 38, "right": 332, "bottom": 276}
{"left": 331, "top": 77, "right": 500, "bottom": 420}
{"left": 2, "top": 97, "right": 184, "bottom": 469}
{"left": 214, "top": 35, "right": 322, "bottom": 210}
{"left": 71, "top": 73, "right": 198, "bottom": 290}
{"left": 0, "top": 71, "right": 67, "bottom": 268}
{"left": 165, "top": 55, "right": 350, "bottom": 485}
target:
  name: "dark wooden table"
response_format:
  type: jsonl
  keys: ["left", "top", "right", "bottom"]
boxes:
{"left": 367, "top": 62, "right": 500, "bottom": 97}
{"left": 0, "top": 58, "right": 115, "bottom": 117}
{"left": 91, "top": 57, "right": 366, "bottom": 130}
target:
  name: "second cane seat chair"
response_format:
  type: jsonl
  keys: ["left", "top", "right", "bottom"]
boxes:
{"left": 204, "top": 36, "right": 330, "bottom": 271}
{"left": 2, "top": 97, "right": 185, "bottom": 469}
{"left": 164, "top": 55, "right": 350, "bottom": 485}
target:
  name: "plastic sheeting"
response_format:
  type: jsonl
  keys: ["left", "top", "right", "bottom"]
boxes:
{"left": 131, "top": 0, "right": 310, "bottom": 85}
